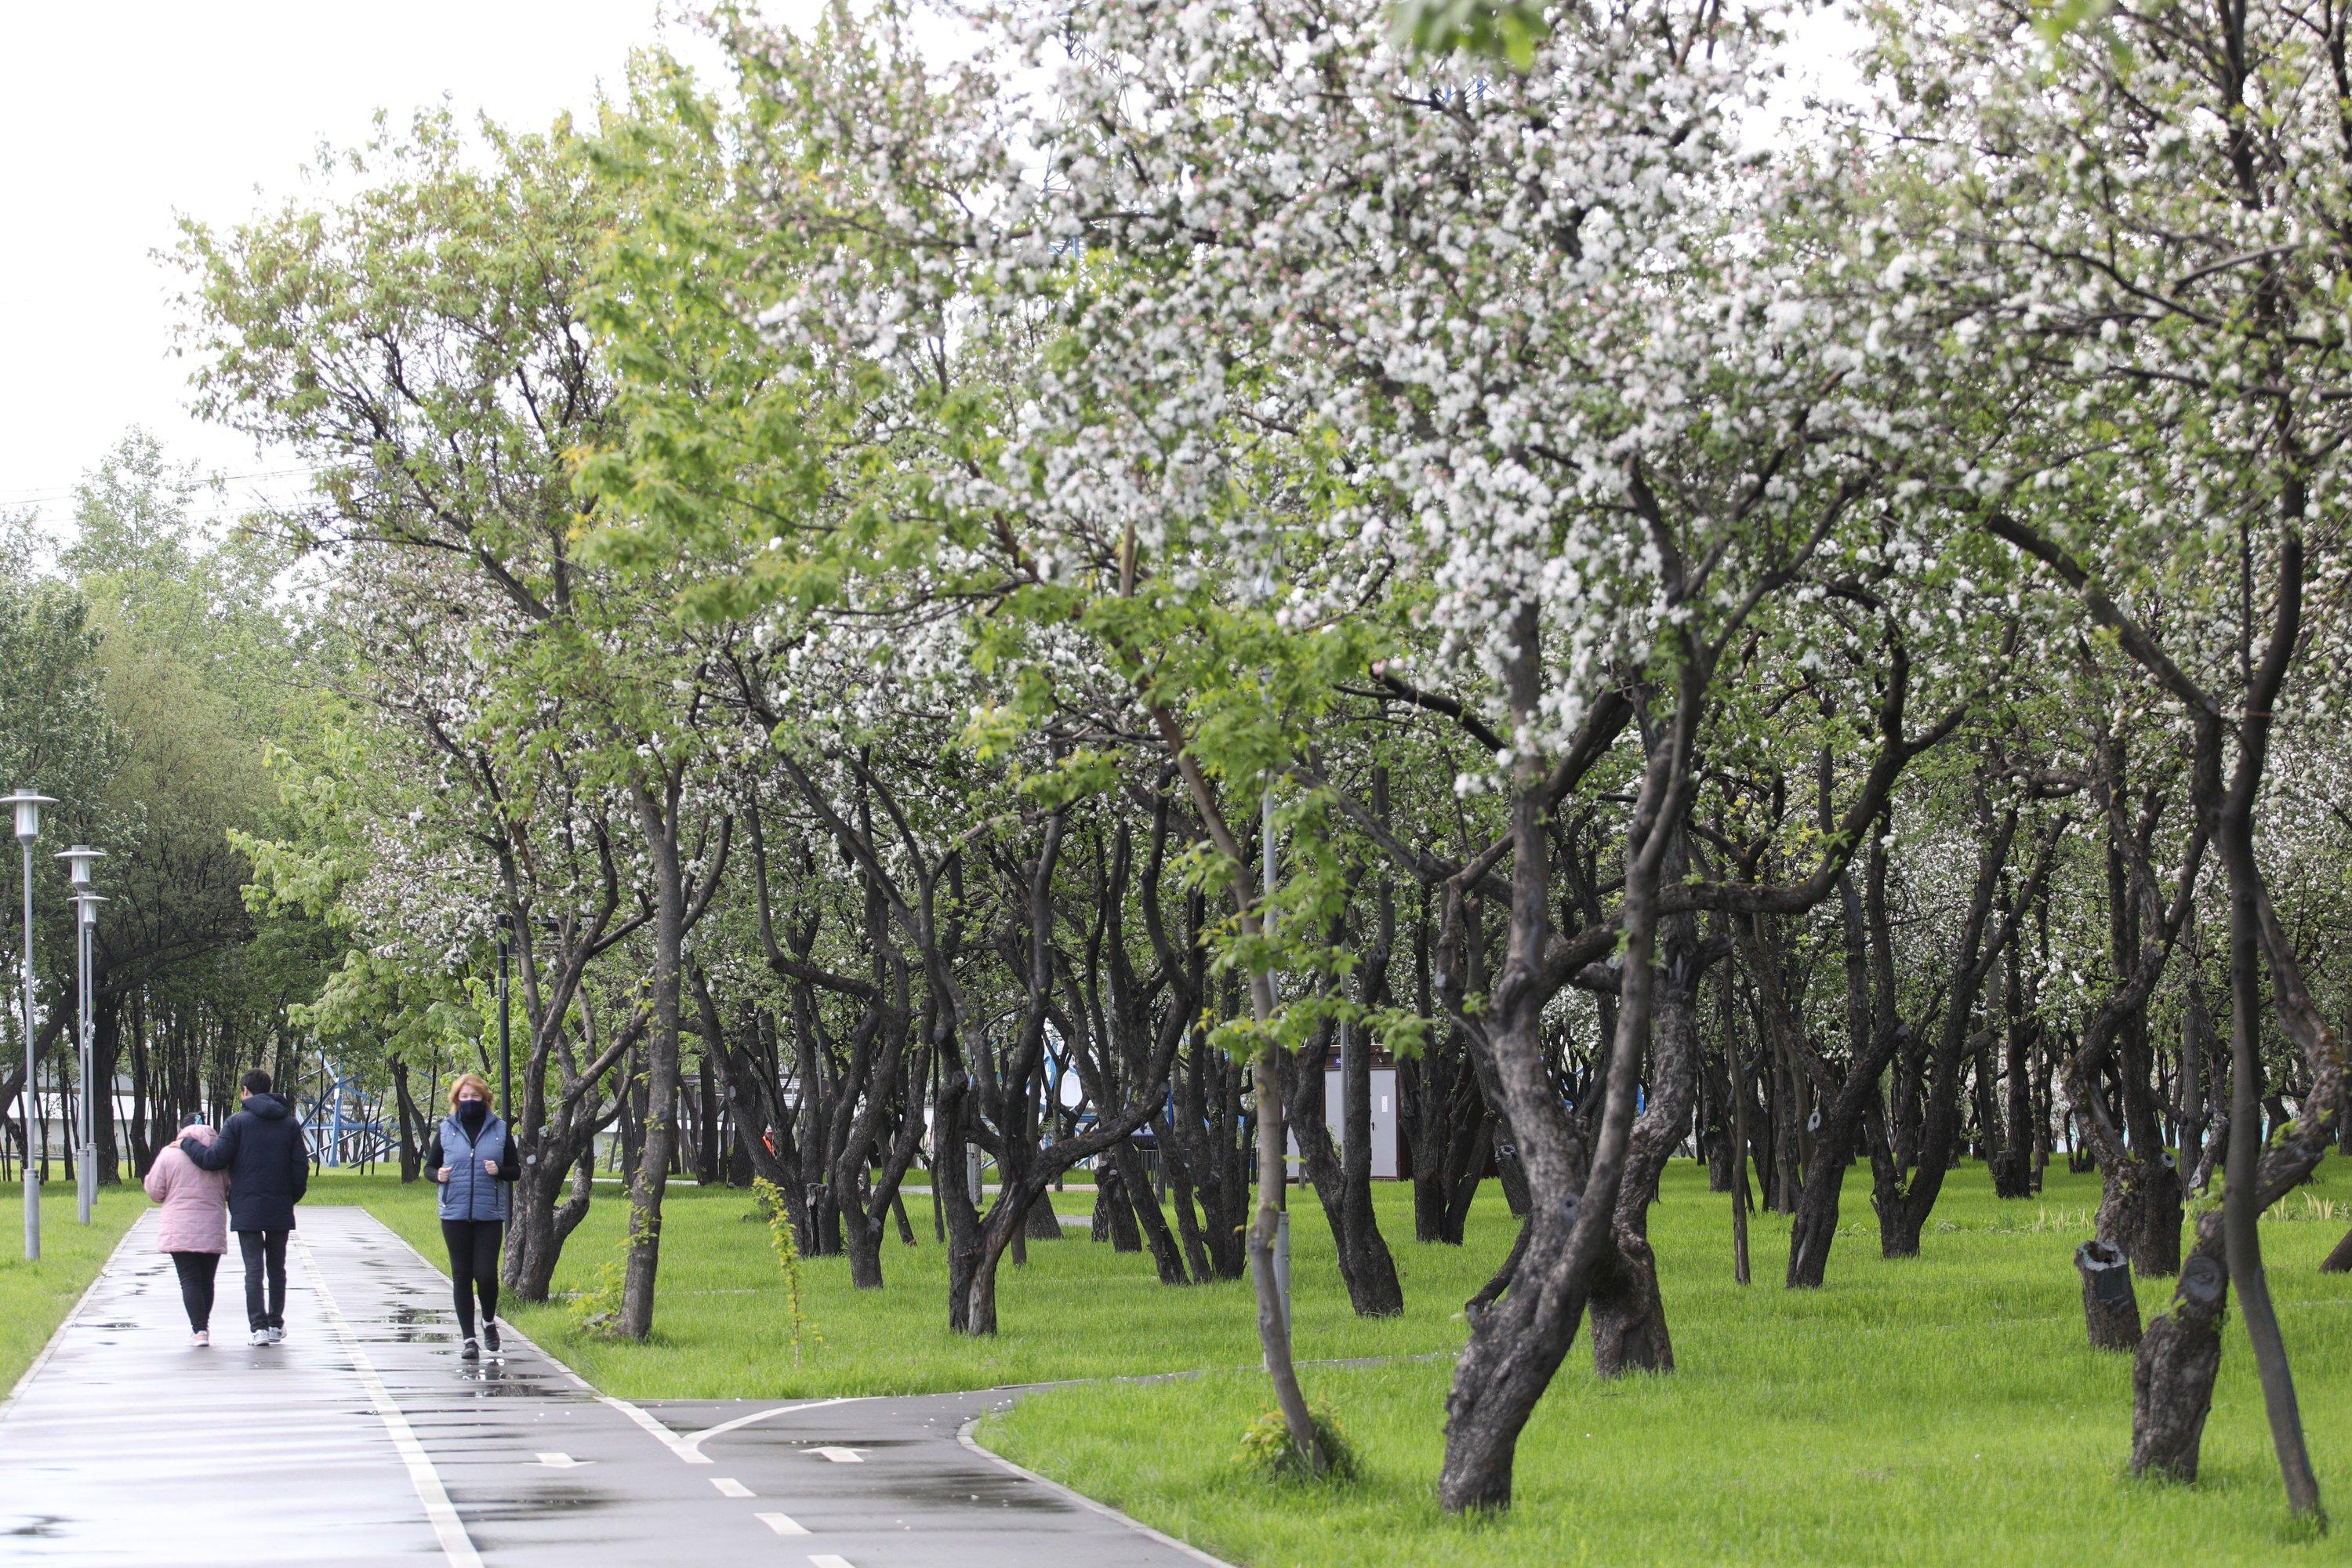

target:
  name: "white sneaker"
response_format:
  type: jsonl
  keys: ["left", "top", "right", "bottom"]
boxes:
{"left": 191, "top": 1330, "right": 209, "bottom": 1348}
{"left": 249, "top": 1329, "right": 270, "bottom": 1346}
{"left": 264, "top": 1326, "right": 285, "bottom": 1344}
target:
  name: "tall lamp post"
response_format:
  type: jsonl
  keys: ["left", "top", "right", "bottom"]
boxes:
{"left": 59, "top": 846, "right": 104, "bottom": 1227}
{"left": 7, "top": 790, "right": 56, "bottom": 1261}
{"left": 495, "top": 913, "right": 513, "bottom": 1126}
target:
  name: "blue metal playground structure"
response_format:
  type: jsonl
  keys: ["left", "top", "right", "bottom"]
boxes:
{"left": 300, "top": 1054, "right": 394, "bottom": 1169}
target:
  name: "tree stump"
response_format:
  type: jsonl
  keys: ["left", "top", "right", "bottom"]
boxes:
{"left": 2077, "top": 1239, "right": 2143, "bottom": 1350}
{"left": 2131, "top": 1250, "right": 2227, "bottom": 1480}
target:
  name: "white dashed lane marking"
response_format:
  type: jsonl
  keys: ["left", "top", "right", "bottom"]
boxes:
{"left": 757, "top": 1512, "right": 811, "bottom": 1535}
{"left": 808, "top": 1555, "right": 854, "bottom": 1567}
{"left": 535, "top": 1453, "right": 586, "bottom": 1468}
{"left": 811, "top": 1446, "right": 864, "bottom": 1463}
{"left": 712, "top": 1477, "right": 753, "bottom": 1498}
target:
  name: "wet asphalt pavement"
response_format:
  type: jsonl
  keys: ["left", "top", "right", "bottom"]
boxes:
{"left": 0, "top": 1207, "right": 1222, "bottom": 1567}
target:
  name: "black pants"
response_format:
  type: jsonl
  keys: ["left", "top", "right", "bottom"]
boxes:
{"left": 441, "top": 1219, "right": 503, "bottom": 1338}
{"left": 169, "top": 1251, "right": 220, "bottom": 1332}
{"left": 238, "top": 1229, "right": 289, "bottom": 1330}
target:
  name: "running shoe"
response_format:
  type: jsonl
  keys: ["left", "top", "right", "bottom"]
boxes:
{"left": 461, "top": 1337, "right": 481, "bottom": 1360}
{"left": 482, "top": 1321, "right": 501, "bottom": 1353}
{"left": 191, "top": 1330, "right": 209, "bottom": 1348}
{"left": 249, "top": 1329, "right": 270, "bottom": 1346}
{"left": 263, "top": 1326, "right": 286, "bottom": 1344}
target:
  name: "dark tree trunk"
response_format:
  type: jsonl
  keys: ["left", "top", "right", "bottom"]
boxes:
{"left": 1881, "top": 800, "right": 2042, "bottom": 1257}
{"left": 1337, "top": 869, "right": 1406, "bottom": 1312}
{"left": 2130, "top": 1222, "right": 2227, "bottom": 1478}
{"left": 1591, "top": 875, "right": 1700, "bottom": 1375}
{"left": 694, "top": 1065, "right": 720, "bottom": 1185}
{"left": 618, "top": 783, "right": 689, "bottom": 1341}
{"left": 1288, "top": 1020, "right": 1405, "bottom": 1319}
{"left": 1785, "top": 836, "right": 1895, "bottom": 1290}
{"left": 1991, "top": 923, "right": 2037, "bottom": 1199}
{"left": 1787, "top": 1037, "right": 1900, "bottom": 1289}
{"left": 1439, "top": 655, "right": 1667, "bottom": 1513}
{"left": 92, "top": 994, "right": 120, "bottom": 1186}
{"left": 844, "top": 1193, "right": 885, "bottom": 1289}
{"left": 2179, "top": 960, "right": 2214, "bottom": 1197}
{"left": 1092, "top": 1160, "right": 1142, "bottom": 1249}
{"left": 390, "top": 1057, "right": 424, "bottom": 1184}
{"left": 1700, "top": 1039, "right": 1736, "bottom": 1193}
{"left": 1111, "top": 1141, "right": 1190, "bottom": 1285}
{"left": 508, "top": 1144, "right": 597, "bottom": 1303}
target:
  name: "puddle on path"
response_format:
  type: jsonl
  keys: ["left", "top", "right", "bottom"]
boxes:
{"left": 868, "top": 1472, "right": 1072, "bottom": 1514}
{"left": 377, "top": 1304, "right": 455, "bottom": 1344}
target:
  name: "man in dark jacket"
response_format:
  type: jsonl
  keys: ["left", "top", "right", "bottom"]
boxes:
{"left": 181, "top": 1069, "right": 310, "bottom": 1346}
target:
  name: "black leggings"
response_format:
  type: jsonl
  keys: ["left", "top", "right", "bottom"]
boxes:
{"left": 441, "top": 1219, "right": 503, "bottom": 1338}
{"left": 238, "top": 1230, "right": 289, "bottom": 1330}
{"left": 170, "top": 1251, "right": 220, "bottom": 1332}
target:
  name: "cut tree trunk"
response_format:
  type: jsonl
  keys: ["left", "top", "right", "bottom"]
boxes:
{"left": 2076, "top": 1238, "right": 2143, "bottom": 1350}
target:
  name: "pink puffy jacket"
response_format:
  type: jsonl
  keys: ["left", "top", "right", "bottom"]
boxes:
{"left": 143, "top": 1123, "right": 229, "bottom": 1254}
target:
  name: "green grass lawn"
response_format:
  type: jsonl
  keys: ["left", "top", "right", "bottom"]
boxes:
{"left": 314, "top": 1160, "right": 2352, "bottom": 1565}
{"left": 0, "top": 1186, "right": 140, "bottom": 1398}
{"left": 985, "top": 1165, "right": 2352, "bottom": 1568}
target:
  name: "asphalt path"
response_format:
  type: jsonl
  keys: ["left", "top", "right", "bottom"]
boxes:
{"left": 0, "top": 1206, "right": 1220, "bottom": 1567}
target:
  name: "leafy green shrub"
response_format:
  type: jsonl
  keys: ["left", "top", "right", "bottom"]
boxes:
{"left": 1236, "top": 1400, "right": 1359, "bottom": 1483}
{"left": 570, "top": 1252, "right": 625, "bottom": 1338}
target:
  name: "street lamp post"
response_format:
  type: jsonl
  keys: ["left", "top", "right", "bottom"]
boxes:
{"left": 59, "top": 847, "right": 105, "bottom": 1227}
{"left": 7, "top": 791, "right": 56, "bottom": 1261}
{"left": 496, "top": 913, "right": 513, "bottom": 1127}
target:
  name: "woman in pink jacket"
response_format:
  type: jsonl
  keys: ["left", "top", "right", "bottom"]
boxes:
{"left": 144, "top": 1116, "right": 230, "bottom": 1346}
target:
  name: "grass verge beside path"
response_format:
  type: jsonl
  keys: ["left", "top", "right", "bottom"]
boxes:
{"left": 985, "top": 1163, "right": 2352, "bottom": 1568}
{"left": 0, "top": 1189, "right": 139, "bottom": 1398}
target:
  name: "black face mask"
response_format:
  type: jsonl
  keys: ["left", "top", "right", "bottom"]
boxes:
{"left": 458, "top": 1099, "right": 488, "bottom": 1132}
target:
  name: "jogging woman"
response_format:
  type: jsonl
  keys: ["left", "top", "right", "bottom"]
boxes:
{"left": 424, "top": 1073, "right": 516, "bottom": 1359}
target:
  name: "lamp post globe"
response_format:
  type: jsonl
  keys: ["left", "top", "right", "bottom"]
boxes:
{"left": 5, "top": 791, "right": 57, "bottom": 1261}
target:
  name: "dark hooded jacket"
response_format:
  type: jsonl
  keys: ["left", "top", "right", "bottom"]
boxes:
{"left": 180, "top": 1093, "right": 310, "bottom": 1232}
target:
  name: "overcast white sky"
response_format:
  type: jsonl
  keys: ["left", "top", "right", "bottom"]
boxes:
{"left": 0, "top": 1, "right": 742, "bottom": 532}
